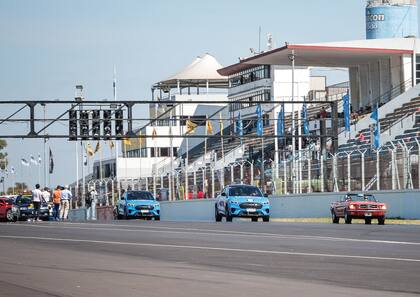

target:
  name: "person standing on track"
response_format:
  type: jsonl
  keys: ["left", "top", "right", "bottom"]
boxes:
{"left": 31, "top": 184, "right": 43, "bottom": 222}
{"left": 60, "top": 185, "right": 72, "bottom": 221}
{"left": 86, "top": 187, "right": 98, "bottom": 221}
{"left": 52, "top": 185, "right": 62, "bottom": 221}
{"left": 42, "top": 187, "right": 52, "bottom": 218}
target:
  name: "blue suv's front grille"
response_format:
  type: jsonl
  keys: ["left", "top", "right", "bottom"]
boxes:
{"left": 135, "top": 205, "right": 154, "bottom": 210}
{"left": 239, "top": 203, "right": 262, "bottom": 209}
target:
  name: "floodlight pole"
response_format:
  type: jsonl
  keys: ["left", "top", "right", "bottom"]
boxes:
{"left": 376, "top": 149, "right": 381, "bottom": 191}
{"left": 347, "top": 152, "right": 351, "bottom": 192}
{"left": 289, "top": 50, "right": 296, "bottom": 194}
{"left": 416, "top": 138, "right": 420, "bottom": 189}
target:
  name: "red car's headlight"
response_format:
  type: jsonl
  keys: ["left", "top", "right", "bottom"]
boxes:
{"left": 380, "top": 205, "right": 387, "bottom": 210}
{"left": 349, "top": 204, "right": 356, "bottom": 210}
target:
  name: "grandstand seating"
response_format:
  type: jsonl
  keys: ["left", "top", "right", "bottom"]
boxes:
{"left": 186, "top": 102, "right": 332, "bottom": 165}
{"left": 338, "top": 96, "right": 420, "bottom": 154}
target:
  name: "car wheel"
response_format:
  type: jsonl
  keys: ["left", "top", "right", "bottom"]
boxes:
{"left": 378, "top": 217, "right": 385, "bottom": 225}
{"left": 251, "top": 217, "right": 258, "bottom": 222}
{"left": 6, "top": 210, "right": 15, "bottom": 222}
{"left": 154, "top": 216, "right": 160, "bottom": 221}
{"left": 225, "top": 208, "right": 233, "bottom": 222}
{"left": 331, "top": 211, "right": 339, "bottom": 224}
{"left": 263, "top": 216, "right": 270, "bottom": 222}
{"left": 365, "top": 218, "right": 372, "bottom": 225}
{"left": 344, "top": 212, "right": 352, "bottom": 224}
{"left": 215, "top": 205, "right": 222, "bottom": 222}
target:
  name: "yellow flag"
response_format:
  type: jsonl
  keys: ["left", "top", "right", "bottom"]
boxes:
{"left": 138, "top": 131, "right": 144, "bottom": 148}
{"left": 94, "top": 141, "right": 101, "bottom": 153}
{"left": 123, "top": 138, "right": 132, "bottom": 146}
{"left": 206, "top": 118, "right": 213, "bottom": 135}
{"left": 152, "top": 128, "right": 157, "bottom": 140}
{"left": 108, "top": 141, "right": 115, "bottom": 150}
{"left": 86, "top": 143, "right": 95, "bottom": 157}
{"left": 186, "top": 120, "right": 198, "bottom": 134}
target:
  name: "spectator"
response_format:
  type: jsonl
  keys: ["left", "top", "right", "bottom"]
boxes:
{"left": 319, "top": 107, "right": 327, "bottom": 119}
{"left": 60, "top": 185, "right": 72, "bottom": 221}
{"left": 42, "top": 187, "right": 51, "bottom": 203}
{"left": 31, "top": 184, "right": 43, "bottom": 222}
{"left": 86, "top": 187, "right": 98, "bottom": 221}
{"left": 52, "top": 185, "right": 61, "bottom": 221}
{"left": 42, "top": 187, "right": 51, "bottom": 217}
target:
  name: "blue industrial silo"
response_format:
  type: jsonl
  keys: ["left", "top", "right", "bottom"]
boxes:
{"left": 366, "top": 0, "right": 418, "bottom": 39}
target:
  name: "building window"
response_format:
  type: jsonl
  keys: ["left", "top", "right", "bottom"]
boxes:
{"left": 229, "top": 90, "right": 271, "bottom": 112}
{"left": 150, "top": 147, "right": 177, "bottom": 158}
{"left": 416, "top": 56, "right": 420, "bottom": 85}
{"left": 229, "top": 65, "right": 270, "bottom": 87}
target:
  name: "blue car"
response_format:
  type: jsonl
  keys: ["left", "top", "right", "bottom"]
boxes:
{"left": 13, "top": 195, "right": 50, "bottom": 221}
{"left": 116, "top": 191, "right": 160, "bottom": 220}
{"left": 215, "top": 185, "right": 270, "bottom": 222}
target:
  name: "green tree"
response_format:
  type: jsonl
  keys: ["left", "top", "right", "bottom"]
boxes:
{"left": 7, "top": 182, "right": 28, "bottom": 194}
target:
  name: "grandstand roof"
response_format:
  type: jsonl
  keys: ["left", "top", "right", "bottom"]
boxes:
{"left": 218, "top": 38, "right": 418, "bottom": 76}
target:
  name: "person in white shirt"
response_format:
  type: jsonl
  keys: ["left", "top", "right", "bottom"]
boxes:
{"left": 42, "top": 188, "right": 51, "bottom": 203}
{"left": 42, "top": 187, "right": 52, "bottom": 217}
{"left": 31, "top": 184, "right": 43, "bottom": 222}
{"left": 86, "top": 187, "right": 98, "bottom": 221}
{"left": 60, "top": 185, "right": 73, "bottom": 221}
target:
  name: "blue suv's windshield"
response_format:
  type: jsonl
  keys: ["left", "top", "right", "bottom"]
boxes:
{"left": 229, "top": 186, "right": 262, "bottom": 197}
{"left": 126, "top": 191, "right": 155, "bottom": 201}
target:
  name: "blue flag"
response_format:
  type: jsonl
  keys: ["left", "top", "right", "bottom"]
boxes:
{"left": 343, "top": 93, "right": 350, "bottom": 132}
{"left": 302, "top": 103, "right": 309, "bottom": 135}
{"left": 370, "top": 105, "right": 380, "bottom": 149}
{"left": 236, "top": 112, "right": 243, "bottom": 137}
{"left": 256, "top": 104, "right": 263, "bottom": 137}
{"left": 277, "top": 105, "right": 285, "bottom": 137}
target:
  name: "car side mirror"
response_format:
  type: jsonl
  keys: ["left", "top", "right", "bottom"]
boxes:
{"left": 221, "top": 192, "right": 226, "bottom": 197}
{"left": 264, "top": 193, "right": 269, "bottom": 198}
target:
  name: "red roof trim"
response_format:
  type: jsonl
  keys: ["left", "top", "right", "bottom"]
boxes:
{"left": 218, "top": 44, "right": 413, "bottom": 76}
{"left": 288, "top": 44, "right": 413, "bottom": 54}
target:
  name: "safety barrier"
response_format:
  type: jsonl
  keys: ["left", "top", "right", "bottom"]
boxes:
{"left": 160, "top": 190, "right": 420, "bottom": 221}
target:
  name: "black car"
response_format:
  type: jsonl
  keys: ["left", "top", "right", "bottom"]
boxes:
{"left": 13, "top": 195, "right": 50, "bottom": 221}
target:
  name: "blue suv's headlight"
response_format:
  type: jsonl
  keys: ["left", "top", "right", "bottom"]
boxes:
{"left": 127, "top": 203, "right": 136, "bottom": 207}
{"left": 154, "top": 203, "right": 160, "bottom": 208}
{"left": 262, "top": 200, "right": 270, "bottom": 205}
{"left": 229, "top": 200, "right": 239, "bottom": 205}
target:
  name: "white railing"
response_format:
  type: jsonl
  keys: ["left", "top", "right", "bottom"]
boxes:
{"left": 381, "top": 112, "right": 417, "bottom": 146}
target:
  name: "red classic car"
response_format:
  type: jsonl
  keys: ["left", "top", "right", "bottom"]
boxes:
{"left": 0, "top": 197, "right": 15, "bottom": 222}
{"left": 330, "top": 193, "right": 387, "bottom": 225}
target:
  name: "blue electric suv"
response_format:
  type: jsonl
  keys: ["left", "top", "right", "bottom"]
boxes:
{"left": 215, "top": 185, "right": 270, "bottom": 222}
{"left": 116, "top": 191, "right": 160, "bottom": 220}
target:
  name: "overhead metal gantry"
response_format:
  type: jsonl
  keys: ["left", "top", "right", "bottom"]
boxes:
{"left": 0, "top": 99, "right": 339, "bottom": 151}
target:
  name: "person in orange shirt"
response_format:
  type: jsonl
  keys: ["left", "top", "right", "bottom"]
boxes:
{"left": 52, "top": 185, "right": 62, "bottom": 221}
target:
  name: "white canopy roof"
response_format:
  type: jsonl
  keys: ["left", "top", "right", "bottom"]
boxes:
{"left": 154, "top": 54, "right": 228, "bottom": 89}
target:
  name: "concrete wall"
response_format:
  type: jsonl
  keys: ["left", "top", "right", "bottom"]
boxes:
{"left": 160, "top": 190, "right": 420, "bottom": 221}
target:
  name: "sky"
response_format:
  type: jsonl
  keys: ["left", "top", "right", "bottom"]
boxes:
{"left": 0, "top": 0, "right": 416, "bottom": 191}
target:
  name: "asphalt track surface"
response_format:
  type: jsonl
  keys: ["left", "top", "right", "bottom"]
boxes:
{"left": 0, "top": 221, "right": 420, "bottom": 297}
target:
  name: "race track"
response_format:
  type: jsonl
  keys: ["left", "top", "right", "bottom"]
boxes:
{"left": 0, "top": 221, "right": 419, "bottom": 297}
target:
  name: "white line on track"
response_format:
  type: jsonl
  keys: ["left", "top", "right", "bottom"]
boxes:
{"left": 1, "top": 235, "right": 420, "bottom": 263}
{"left": 5, "top": 223, "right": 420, "bottom": 246}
